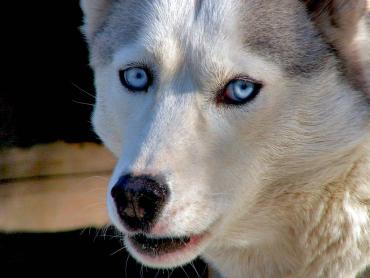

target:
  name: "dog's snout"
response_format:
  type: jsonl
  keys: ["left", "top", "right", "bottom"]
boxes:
{"left": 111, "top": 174, "right": 169, "bottom": 232}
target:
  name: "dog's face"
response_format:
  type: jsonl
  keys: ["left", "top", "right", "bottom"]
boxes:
{"left": 82, "top": 0, "right": 369, "bottom": 269}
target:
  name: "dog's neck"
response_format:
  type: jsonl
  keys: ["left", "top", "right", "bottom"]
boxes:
{"left": 204, "top": 140, "right": 370, "bottom": 278}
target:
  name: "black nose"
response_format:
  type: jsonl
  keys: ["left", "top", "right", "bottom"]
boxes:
{"left": 111, "top": 174, "right": 169, "bottom": 232}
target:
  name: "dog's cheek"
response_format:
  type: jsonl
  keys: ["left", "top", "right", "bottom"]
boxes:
{"left": 92, "top": 99, "right": 122, "bottom": 156}
{"left": 92, "top": 67, "right": 125, "bottom": 156}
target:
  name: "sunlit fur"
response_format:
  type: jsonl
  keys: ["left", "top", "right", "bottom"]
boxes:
{"left": 81, "top": 0, "right": 370, "bottom": 276}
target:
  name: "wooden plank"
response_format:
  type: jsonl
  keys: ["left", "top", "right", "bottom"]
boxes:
{"left": 0, "top": 174, "right": 110, "bottom": 232}
{"left": 0, "top": 142, "right": 116, "bottom": 181}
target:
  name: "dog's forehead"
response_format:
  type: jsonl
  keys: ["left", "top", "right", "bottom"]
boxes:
{"left": 92, "top": 0, "right": 329, "bottom": 75}
{"left": 140, "top": 0, "right": 236, "bottom": 45}
{"left": 138, "top": 0, "right": 243, "bottom": 66}
{"left": 92, "top": 0, "right": 240, "bottom": 64}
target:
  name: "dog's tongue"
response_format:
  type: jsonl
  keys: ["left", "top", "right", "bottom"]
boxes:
{"left": 130, "top": 234, "right": 191, "bottom": 256}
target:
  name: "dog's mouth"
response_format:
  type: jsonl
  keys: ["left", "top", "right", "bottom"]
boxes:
{"left": 128, "top": 233, "right": 206, "bottom": 258}
{"left": 129, "top": 234, "right": 191, "bottom": 256}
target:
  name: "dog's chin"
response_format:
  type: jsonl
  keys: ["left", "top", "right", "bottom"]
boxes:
{"left": 124, "top": 232, "right": 210, "bottom": 269}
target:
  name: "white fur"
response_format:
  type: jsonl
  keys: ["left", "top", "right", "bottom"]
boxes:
{"left": 81, "top": 0, "right": 370, "bottom": 276}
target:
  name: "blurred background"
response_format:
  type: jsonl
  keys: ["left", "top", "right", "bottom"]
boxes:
{"left": 0, "top": 1, "right": 207, "bottom": 277}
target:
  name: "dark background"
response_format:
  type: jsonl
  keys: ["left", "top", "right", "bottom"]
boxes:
{"left": 1, "top": 1, "right": 97, "bottom": 148}
{"left": 1, "top": 2, "right": 207, "bottom": 277}
{"left": 0, "top": 228, "right": 207, "bottom": 277}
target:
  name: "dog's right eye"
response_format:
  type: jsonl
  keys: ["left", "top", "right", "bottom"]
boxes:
{"left": 119, "top": 67, "right": 152, "bottom": 92}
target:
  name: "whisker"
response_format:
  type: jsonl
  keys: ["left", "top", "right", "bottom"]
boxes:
{"left": 180, "top": 266, "right": 190, "bottom": 278}
{"left": 110, "top": 245, "right": 126, "bottom": 256}
{"left": 72, "top": 100, "right": 95, "bottom": 107}
{"left": 96, "top": 224, "right": 111, "bottom": 240}
{"left": 200, "top": 264, "right": 208, "bottom": 278}
{"left": 125, "top": 254, "right": 130, "bottom": 278}
{"left": 167, "top": 268, "right": 175, "bottom": 278}
{"left": 154, "top": 269, "right": 161, "bottom": 278}
{"left": 190, "top": 261, "right": 201, "bottom": 278}
{"left": 93, "top": 234, "right": 122, "bottom": 239}
{"left": 79, "top": 227, "right": 89, "bottom": 236}
{"left": 71, "top": 82, "right": 96, "bottom": 99}
{"left": 140, "top": 264, "right": 144, "bottom": 278}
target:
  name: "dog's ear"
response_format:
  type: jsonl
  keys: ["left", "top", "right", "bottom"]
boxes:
{"left": 302, "top": 0, "right": 369, "bottom": 95}
{"left": 302, "top": 0, "right": 367, "bottom": 45}
{"left": 80, "top": 0, "right": 113, "bottom": 40}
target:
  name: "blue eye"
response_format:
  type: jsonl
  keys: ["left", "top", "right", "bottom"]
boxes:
{"left": 220, "top": 79, "right": 262, "bottom": 105}
{"left": 119, "top": 67, "right": 152, "bottom": 92}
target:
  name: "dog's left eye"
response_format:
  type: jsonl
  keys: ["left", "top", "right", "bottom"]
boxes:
{"left": 119, "top": 67, "right": 152, "bottom": 92}
{"left": 218, "top": 79, "right": 262, "bottom": 105}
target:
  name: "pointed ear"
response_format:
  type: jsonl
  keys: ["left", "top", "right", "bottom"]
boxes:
{"left": 302, "top": 0, "right": 369, "bottom": 95}
{"left": 303, "top": 0, "right": 367, "bottom": 46}
{"left": 80, "top": 0, "right": 113, "bottom": 40}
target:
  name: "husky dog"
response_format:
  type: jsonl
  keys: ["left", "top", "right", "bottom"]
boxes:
{"left": 81, "top": 0, "right": 370, "bottom": 277}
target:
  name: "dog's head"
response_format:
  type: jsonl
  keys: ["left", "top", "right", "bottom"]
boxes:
{"left": 81, "top": 0, "right": 370, "bottom": 269}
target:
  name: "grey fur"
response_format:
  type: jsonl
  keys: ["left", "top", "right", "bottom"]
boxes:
{"left": 240, "top": 0, "right": 333, "bottom": 76}
{"left": 86, "top": 0, "right": 334, "bottom": 77}
{"left": 88, "top": 0, "right": 147, "bottom": 67}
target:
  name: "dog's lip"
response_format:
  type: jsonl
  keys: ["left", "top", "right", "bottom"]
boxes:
{"left": 127, "top": 232, "right": 209, "bottom": 258}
